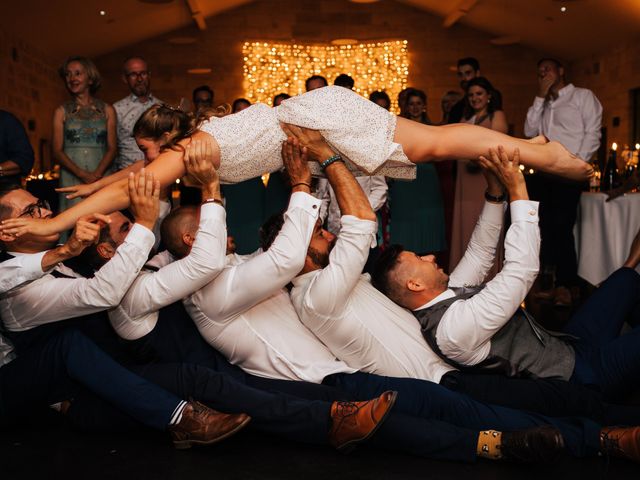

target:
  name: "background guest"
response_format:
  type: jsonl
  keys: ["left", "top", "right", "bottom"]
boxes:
{"left": 439, "top": 90, "right": 463, "bottom": 125}
{"left": 450, "top": 76, "right": 507, "bottom": 273}
{"left": 369, "top": 91, "right": 391, "bottom": 111}
{"left": 192, "top": 85, "right": 214, "bottom": 115}
{"left": 273, "top": 93, "right": 291, "bottom": 107}
{"left": 524, "top": 58, "right": 602, "bottom": 307}
{"left": 0, "top": 110, "right": 34, "bottom": 185}
{"left": 113, "top": 56, "right": 161, "bottom": 171}
{"left": 53, "top": 56, "right": 116, "bottom": 215}
{"left": 388, "top": 88, "right": 446, "bottom": 257}
{"left": 305, "top": 75, "right": 328, "bottom": 92}
{"left": 334, "top": 74, "right": 354, "bottom": 90}
{"left": 447, "top": 57, "right": 481, "bottom": 124}
{"left": 232, "top": 98, "right": 251, "bottom": 113}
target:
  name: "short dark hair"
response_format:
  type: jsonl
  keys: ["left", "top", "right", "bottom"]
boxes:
{"left": 334, "top": 74, "right": 354, "bottom": 89}
{"left": 273, "top": 93, "right": 291, "bottom": 106}
{"left": 369, "top": 90, "right": 390, "bottom": 107}
{"left": 160, "top": 206, "right": 199, "bottom": 258}
{"left": 457, "top": 57, "right": 480, "bottom": 72}
{"left": 259, "top": 212, "right": 285, "bottom": 251}
{"left": 0, "top": 184, "right": 24, "bottom": 221}
{"left": 305, "top": 75, "right": 328, "bottom": 91}
{"left": 537, "top": 57, "right": 563, "bottom": 69}
{"left": 192, "top": 85, "right": 214, "bottom": 104}
{"left": 371, "top": 244, "right": 405, "bottom": 302}
{"left": 232, "top": 98, "right": 251, "bottom": 113}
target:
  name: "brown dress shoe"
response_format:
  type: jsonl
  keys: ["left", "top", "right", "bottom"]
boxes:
{"left": 600, "top": 426, "right": 640, "bottom": 462}
{"left": 169, "top": 401, "right": 251, "bottom": 450}
{"left": 500, "top": 426, "right": 565, "bottom": 463}
{"left": 328, "top": 390, "right": 397, "bottom": 453}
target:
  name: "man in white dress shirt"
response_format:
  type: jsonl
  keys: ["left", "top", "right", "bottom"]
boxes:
{"left": 524, "top": 57, "right": 602, "bottom": 306}
{"left": 372, "top": 146, "right": 640, "bottom": 462}
{"left": 113, "top": 57, "right": 162, "bottom": 171}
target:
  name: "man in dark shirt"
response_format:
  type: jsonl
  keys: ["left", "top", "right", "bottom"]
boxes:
{"left": 0, "top": 110, "right": 34, "bottom": 184}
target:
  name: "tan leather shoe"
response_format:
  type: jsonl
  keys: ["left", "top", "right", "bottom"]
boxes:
{"left": 600, "top": 426, "right": 640, "bottom": 462}
{"left": 169, "top": 401, "right": 251, "bottom": 450}
{"left": 328, "top": 390, "right": 397, "bottom": 453}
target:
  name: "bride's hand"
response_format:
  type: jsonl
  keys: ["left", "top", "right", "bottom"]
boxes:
{"left": 56, "top": 182, "right": 99, "bottom": 200}
{"left": 0, "top": 217, "right": 56, "bottom": 238}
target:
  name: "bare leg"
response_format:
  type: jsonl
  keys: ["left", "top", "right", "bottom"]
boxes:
{"left": 393, "top": 117, "right": 593, "bottom": 182}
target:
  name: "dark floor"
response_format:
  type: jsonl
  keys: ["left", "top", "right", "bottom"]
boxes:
{"left": 1, "top": 417, "right": 638, "bottom": 480}
{"left": 2, "top": 278, "right": 639, "bottom": 479}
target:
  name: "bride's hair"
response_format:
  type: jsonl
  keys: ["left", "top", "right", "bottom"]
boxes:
{"left": 133, "top": 103, "right": 230, "bottom": 152}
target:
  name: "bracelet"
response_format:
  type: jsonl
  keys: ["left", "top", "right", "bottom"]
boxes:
{"left": 320, "top": 154, "right": 343, "bottom": 170}
{"left": 291, "top": 182, "right": 311, "bottom": 190}
{"left": 202, "top": 198, "right": 224, "bottom": 206}
{"left": 484, "top": 189, "right": 507, "bottom": 203}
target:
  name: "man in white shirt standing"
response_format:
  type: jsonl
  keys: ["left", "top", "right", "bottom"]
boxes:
{"left": 113, "top": 57, "right": 162, "bottom": 171}
{"left": 372, "top": 146, "right": 640, "bottom": 463}
{"left": 524, "top": 57, "right": 602, "bottom": 306}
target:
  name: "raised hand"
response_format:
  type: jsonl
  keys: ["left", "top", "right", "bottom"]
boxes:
{"left": 281, "top": 138, "right": 312, "bottom": 192}
{"left": 280, "top": 123, "right": 334, "bottom": 163}
{"left": 63, "top": 213, "right": 111, "bottom": 256}
{"left": 184, "top": 139, "right": 220, "bottom": 193}
{"left": 478, "top": 146, "right": 528, "bottom": 201}
{"left": 128, "top": 168, "right": 160, "bottom": 230}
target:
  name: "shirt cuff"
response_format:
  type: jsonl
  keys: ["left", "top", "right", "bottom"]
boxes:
{"left": 532, "top": 96, "right": 545, "bottom": 108}
{"left": 28, "top": 250, "right": 49, "bottom": 273}
{"left": 510, "top": 200, "right": 540, "bottom": 223}
{"left": 127, "top": 223, "right": 157, "bottom": 251}
{"left": 200, "top": 201, "right": 226, "bottom": 222}
{"left": 340, "top": 215, "right": 378, "bottom": 248}
{"left": 480, "top": 201, "right": 507, "bottom": 224}
{"left": 288, "top": 191, "right": 322, "bottom": 218}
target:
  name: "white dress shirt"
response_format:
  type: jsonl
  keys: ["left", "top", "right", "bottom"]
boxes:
{"left": 316, "top": 176, "right": 388, "bottom": 235}
{"left": 291, "top": 215, "right": 455, "bottom": 383}
{"left": 0, "top": 224, "right": 155, "bottom": 332}
{"left": 109, "top": 203, "right": 227, "bottom": 340}
{"left": 113, "top": 93, "right": 162, "bottom": 170}
{"left": 184, "top": 192, "right": 356, "bottom": 382}
{"left": 0, "top": 251, "right": 48, "bottom": 294}
{"left": 416, "top": 200, "right": 541, "bottom": 366}
{"left": 524, "top": 83, "right": 602, "bottom": 161}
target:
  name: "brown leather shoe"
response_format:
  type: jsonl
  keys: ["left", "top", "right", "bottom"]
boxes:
{"left": 169, "top": 401, "right": 251, "bottom": 450}
{"left": 328, "top": 390, "right": 397, "bottom": 453}
{"left": 600, "top": 426, "right": 640, "bottom": 462}
{"left": 500, "top": 426, "right": 565, "bottom": 463}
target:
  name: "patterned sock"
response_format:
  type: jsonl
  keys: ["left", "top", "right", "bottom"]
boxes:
{"left": 168, "top": 400, "right": 188, "bottom": 426}
{"left": 477, "top": 430, "right": 504, "bottom": 460}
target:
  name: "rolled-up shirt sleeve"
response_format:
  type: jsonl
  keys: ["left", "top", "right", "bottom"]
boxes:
{"left": 524, "top": 97, "right": 545, "bottom": 138}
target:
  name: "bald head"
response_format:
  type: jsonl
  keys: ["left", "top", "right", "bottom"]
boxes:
{"left": 160, "top": 206, "right": 199, "bottom": 258}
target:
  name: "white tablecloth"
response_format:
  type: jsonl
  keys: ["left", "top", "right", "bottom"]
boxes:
{"left": 575, "top": 192, "right": 640, "bottom": 285}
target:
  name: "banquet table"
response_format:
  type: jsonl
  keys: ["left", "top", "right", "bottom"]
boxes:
{"left": 574, "top": 192, "right": 640, "bottom": 286}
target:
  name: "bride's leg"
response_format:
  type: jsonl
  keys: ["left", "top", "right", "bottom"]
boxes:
{"left": 393, "top": 117, "right": 593, "bottom": 181}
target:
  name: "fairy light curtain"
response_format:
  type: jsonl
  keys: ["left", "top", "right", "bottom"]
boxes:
{"left": 242, "top": 40, "right": 409, "bottom": 112}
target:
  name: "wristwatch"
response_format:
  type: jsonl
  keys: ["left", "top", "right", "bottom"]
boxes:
{"left": 484, "top": 189, "right": 506, "bottom": 203}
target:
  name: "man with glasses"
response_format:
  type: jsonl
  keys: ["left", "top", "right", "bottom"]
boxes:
{"left": 113, "top": 56, "right": 162, "bottom": 171}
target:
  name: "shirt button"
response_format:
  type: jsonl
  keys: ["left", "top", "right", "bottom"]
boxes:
{"left": 312, "top": 205, "right": 317, "bottom": 209}
{"left": 529, "top": 210, "right": 537, "bottom": 216}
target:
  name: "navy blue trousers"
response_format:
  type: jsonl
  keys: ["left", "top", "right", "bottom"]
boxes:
{"left": 567, "top": 267, "right": 640, "bottom": 398}
{"left": 0, "top": 329, "right": 180, "bottom": 430}
{"left": 324, "top": 372, "right": 602, "bottom": 458}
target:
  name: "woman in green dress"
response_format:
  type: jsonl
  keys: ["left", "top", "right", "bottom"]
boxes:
{"left": 389, "top": 88, "right": 446, "bottom": 254}
{"left": 53, "top": 57, "right": 116, "bottom": 216}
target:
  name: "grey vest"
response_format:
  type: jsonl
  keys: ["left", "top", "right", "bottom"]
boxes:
{"left": 414, "top": 287, "right": 577, "bottom": 380}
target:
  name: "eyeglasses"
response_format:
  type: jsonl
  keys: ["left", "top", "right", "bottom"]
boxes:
{"left": 19, "top": 199, "right": 51, "bottom": 218}
{"left": 125, "top": 71, "right": 149, "bottom": 80}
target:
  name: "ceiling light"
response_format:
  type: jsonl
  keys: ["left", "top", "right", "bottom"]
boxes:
{"left": 187, "top": 68, "right": 212, "bottom": 74}
{"left": 330, "top": 38, "right": 359, "bottom": 46}
{"left": 560, "top": 6, "right": 567, "bottom": 12}
{"left": 99, "top": 10, "right": 106, "bottom": 16}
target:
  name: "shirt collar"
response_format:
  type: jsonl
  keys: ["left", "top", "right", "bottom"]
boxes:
{"left": 556, "top": 83, "right": 574, "bottom": 98}
{"left": 127, "top": 93, "right": 155, "bottom": 104}
{"left": 413, "top": 288, "right": 456, "bottom": 311}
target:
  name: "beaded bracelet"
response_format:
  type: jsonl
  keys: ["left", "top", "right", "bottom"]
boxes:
{"left": 320, "top": 153, "right": 343, "bottom": 170}
{"left": 291, "top": 182, "right": 311, "bottom": 190}
{"left": 484, "top": 189, "right": 507, "bottom": 203}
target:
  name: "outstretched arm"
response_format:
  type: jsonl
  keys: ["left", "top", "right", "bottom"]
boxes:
{"left": 0, "top": 133, "right": 215, "bottom": 237}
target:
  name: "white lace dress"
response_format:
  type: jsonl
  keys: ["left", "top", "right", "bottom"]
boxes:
{"left": 199, "top": 86, "right": 416, "bottom": 183}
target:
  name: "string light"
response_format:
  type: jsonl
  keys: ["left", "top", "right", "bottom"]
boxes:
{"left": 242, "top": 40, "right": 409, "bottom": 113}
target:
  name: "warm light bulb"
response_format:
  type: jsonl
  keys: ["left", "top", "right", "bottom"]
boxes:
{"left": 612, "top": 142, "right": 618, "bottom": 151}
{"left": 635, "top": 143, "right": 640, "bottom": 150}
{"left": 560, "top": 6, "right": 567, "bottom": 12}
